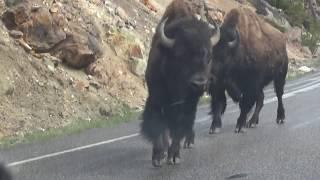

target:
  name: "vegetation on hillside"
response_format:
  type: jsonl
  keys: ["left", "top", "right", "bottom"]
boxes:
{"left": 268, "top": 0, "right": 320, "bottom": 53}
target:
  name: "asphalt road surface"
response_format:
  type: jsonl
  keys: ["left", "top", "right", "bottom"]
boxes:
{"left": 1, "top": 71, "right": 320, "bottom": 180}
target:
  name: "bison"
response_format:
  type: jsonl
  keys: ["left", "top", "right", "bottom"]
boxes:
{"left": 141, "top": 0, "right": 221, "bottom": 167}
{"left": 208, "top": 7, "right": 288, "bottom": 133}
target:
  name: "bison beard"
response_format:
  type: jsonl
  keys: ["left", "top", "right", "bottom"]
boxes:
{"left": 141, "top": 13, "right": 220, "bottom": 166}
{"left": 208, "top": 8, "right": 288, "bottom": 134}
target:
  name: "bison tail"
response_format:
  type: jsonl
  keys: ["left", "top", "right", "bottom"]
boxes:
{"left": 140, "top": 109, "right": 166, "bottom": 143}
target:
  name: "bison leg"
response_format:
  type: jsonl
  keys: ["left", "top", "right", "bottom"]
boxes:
{"left": 235, "top": 93, "right": 255, "bottom": 133}
{"left": 183, "top": 107, "right": 197, "bottom": 149}
{"left": 141, "top": 98, "right": 167, "bottom": 167}
{"left": 274, "top": 74, "right": 286, "bottom": 124}
{"left": 225, "top": 78, "right": 242, "bottom": 103}
{"left": 183, "top": 129, "right": 195, "bottom": 149}
{"left": 168, "top": 100, "right": 198, "bottom": 163}
{"left": 152, "top": 134, "right": 167, "bottom": 167}
{"left": 209, "top": 89, "right": 226, "bottom": 134}
{"left": 167, "top": 129, "right": 184, "bottom": 165}
{"left": 247, "top": 90, "right": 264, "bottom": 128}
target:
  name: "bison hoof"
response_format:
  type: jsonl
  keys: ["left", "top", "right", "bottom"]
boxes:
{"left": 250, "top": 123, "right": 257, "bottom": 128}
{"left": 188, "top": 143, "right": 194, "bottom": 149}
{"left": 246, "top": 122, "right": 257, "bottom": 128}
{"left": 174, "top": 157, "right": 181, "bottom": 164}
{"left": 234, "top": 127, "right": 246, "bottom": 133}
{"left": 167, "top": 158, "right": 174, "bottom": 165}
{"left": 152, "top": 152, "right": 167, "bottom": 167}
{"left": 209, "top": 127, "right": 221, "bottom": 134}
{"left": 276, "top": 119, "right": 285, "bottom": 124}
{"left": 183, "top": 138, "right": 194, "bottom": 149}
{"left": 167, "top": 156, "right": 181, "bottom": 165}
{"left": 183, "top": 139, "right": 194, "bottom": 149}
{"left": 183, "top": 142, "right": 194, "bottom": 149}
{"left": 152, "top": 159, "right": 164, "bottom": 167}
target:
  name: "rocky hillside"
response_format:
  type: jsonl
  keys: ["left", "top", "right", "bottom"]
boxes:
{"left": 0, "top": 0, "right": 318, "bottom": 139}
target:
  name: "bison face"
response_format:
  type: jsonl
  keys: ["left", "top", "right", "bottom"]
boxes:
{"left": 158, "top": 17, "right": 220, "bottom": 97}
{"left": 209, "top": 24, "right": 240, "bottom": 92}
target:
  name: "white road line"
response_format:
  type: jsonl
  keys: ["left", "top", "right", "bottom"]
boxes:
{"left": 7, "top": 133, "right": 140, "bottom": 167}
{"left": 7, "top": 79, "right": 320, "bottom": 167}
{"left": 198, "top": 74, "right": 320, "bottom": 110}
{"left": 290, "top": 116, "right": 320, "bottom": 130}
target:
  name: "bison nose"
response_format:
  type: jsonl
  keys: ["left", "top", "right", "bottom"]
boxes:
{"left": 190, "top": 76, "right": 208, "bottom": 91}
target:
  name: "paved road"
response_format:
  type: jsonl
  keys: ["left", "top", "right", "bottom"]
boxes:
{"left": 1, "top": 71, "right": 320, "bottom": 180}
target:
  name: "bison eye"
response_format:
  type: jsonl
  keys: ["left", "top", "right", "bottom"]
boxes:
{"left": 198, "top": 48, "right": 210, "bottom": 63}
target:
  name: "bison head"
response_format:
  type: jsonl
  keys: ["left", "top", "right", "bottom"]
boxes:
{"left": 157, "top": 17, "right": 220, "bottom": 97}
{"left": 209, "top": 9, "right": 240, "bottom": 92}
{"left": 213, "top": 9, "right": 240, "bottom": 52}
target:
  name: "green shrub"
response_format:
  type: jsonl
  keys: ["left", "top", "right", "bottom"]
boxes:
{"left": 302, "top": 20, "right": 320, "bottom": 53}
{"left": 265, "top": 18, "right": 287, "bottom": 32}
{"left": 268, "top": 0, "right": 306, "bottom": 27}
{"left": 268, "top": 0, "right": 291, "bottom": 10}
{"left": 268, "top": 0, "right": 320, "bottom": 53}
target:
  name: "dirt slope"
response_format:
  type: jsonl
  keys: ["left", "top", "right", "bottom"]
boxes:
{"left": 0, "top": 0, "right": 317, "bottom": 140}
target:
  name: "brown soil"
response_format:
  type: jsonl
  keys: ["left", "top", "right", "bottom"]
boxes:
{"left": 0, "top": 0, "right": 316, "bottom": 139}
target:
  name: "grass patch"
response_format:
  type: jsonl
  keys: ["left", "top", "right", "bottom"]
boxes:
{"left": 199, "top": 95, "right": 211, "bottom": 105}
{"left": 0, "top": 107, "right": 142, "bottom": 149}
{"left": 286, "top": 70, "right": 307, "bottom": 81}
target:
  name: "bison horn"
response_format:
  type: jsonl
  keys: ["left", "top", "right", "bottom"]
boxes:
{"left": 209, "top": 25, "right": 221, "bottom": 46}
{"left": 228, "top": 30, "right": 239, "bottom": 48}
{"left": 159, "top": 17, "right": 175, "bottom": 48}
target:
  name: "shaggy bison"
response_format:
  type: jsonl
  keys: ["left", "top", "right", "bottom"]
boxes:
{"left": 208, "top": 7, "right": 288, "bottom": 133}
{"left": 141, "top": 0, "right": 221, "bottom": 167}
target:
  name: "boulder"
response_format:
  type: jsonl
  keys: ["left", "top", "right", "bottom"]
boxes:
{"left": 1, "top": 1, "right": 102, "bottom": 69}
{"left": 298, "top": 66, "right": 313, "bottom": 73}
{"left": 8, "top": 29, "right": 23, "bottom": 38}
{"left": 130, "top": 57, "right": 147, "bottom": 77}
{"left": 127, "top": 43, "right": 144, "bottom": 59}
{"left": 264, "top": 8, "right": 291, "bottom": 31}
{"left": 313, "top": 46, "right": 320, "bottom": 57}
{"left": 22, "top": 7, "right": 66, "bottom": 51}
{"left": 54, "top": 33, "right": 96, "bottom": 69}
{"left": 286, "top": 27, "right": 302, "bottom": 43}
{"left": 115, "top": 7, "right": 129, "bottom": 21}
{"left": 1, "top": 2, "right": 66, "bottom": 51}
{"left": 301, "top": 46, "right": 312, "bottom": 58}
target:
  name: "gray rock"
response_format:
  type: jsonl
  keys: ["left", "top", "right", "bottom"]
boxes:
{"left": 313, "top": 46, "right": 320, "bottom": 57}
{"left": 264, "top": 8, "right": 291, "bottom": 31}
{"left": 9, "top": 30, "right": 23, "bottom": 39}
{"left": 5, "top": 0, "right": 23, "bottom": 7}
{"left": 99, "top": 105, "right": 112, "bottom": 117}
{"left": 298, "top": 66, "right": 313, "bottom": 73}
{"left": 115, "top": 7, "right": 129, "bottom": 21}
{"left": 286, "top": 27, "right": 302, "bottom": 43}
{"left": 43, "top": 58, "right": 56, "bottom": 72}
{"left": 0, "top": 77, "right": 14, "bottom": 96}
{"left": 301, "top": 46, "right": 312, "bottom": 58}
{"left": 130, "top": 57, "right": 147, "bottom": 77}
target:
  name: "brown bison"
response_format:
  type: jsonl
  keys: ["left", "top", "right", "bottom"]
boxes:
{"left": 208, "top": 7, "right": 288, "bottom": 133}
{"left": 141, "top": 0, "right": 221, "bottom": 167}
